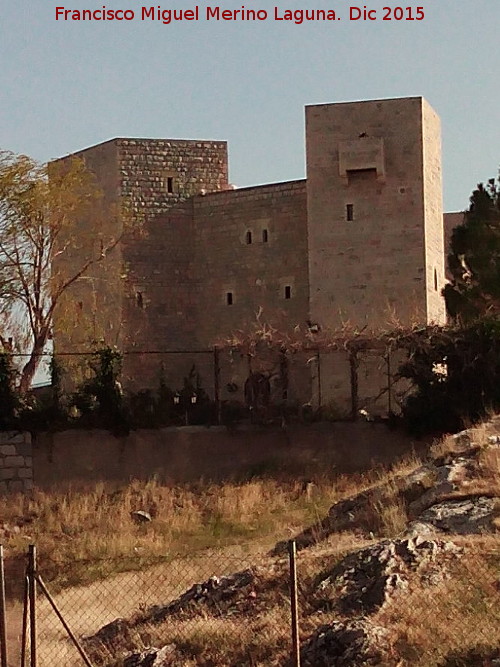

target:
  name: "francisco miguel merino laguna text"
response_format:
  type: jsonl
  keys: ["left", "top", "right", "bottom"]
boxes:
{"left": 55, "top": 5, "right": 425, "bottom": 23}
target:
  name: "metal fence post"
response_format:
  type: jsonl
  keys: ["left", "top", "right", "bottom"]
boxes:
{"left": 213, "top": 346, "right": 221, "bottom": 425}
{"left": 0, "top": 546, "right": 8, "bottom": 667}
{"left": 20, "top": 574, "right": 29, "bottom": 667}
{"left": 28, "top": 545, "right": 37, "bottom": 667}
{"left": 316, "top": 350, "right": 322, "bottom": 411}
{"left": 288, "top": 539, "right": 301, "bottom": 667}
{"left": 349, "top": 349, "right": 359, "bottom": 421}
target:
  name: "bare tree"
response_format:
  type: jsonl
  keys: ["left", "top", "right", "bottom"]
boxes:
{"left": 0, "top": 150, "right": 122, "bottom": 392}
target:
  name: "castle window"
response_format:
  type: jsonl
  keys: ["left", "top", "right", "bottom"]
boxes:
{"left": 167, "top": 177, "right": 174, "bottom": 194}
{"left": 226, "top": 292, "right": 233, "bottom": 305}
{"left": 245, "top": 230, "right": 252, "bottom": 245}
{"left": 284, "top": 285, "right": 292, "bottom": 300}
{"left": 136, "top": 292, "right": 144, "bottom": 309}
{"left": 434, "top": 268, "right": 438, "bottom": 292}
{"left": 262, "top": 229, "right": 268, "bottom": 243}
{"left": 346, "top": 204, "right": 354, "bottom": 221}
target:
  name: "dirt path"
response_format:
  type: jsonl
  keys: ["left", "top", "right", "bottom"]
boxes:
{"left": 4, "top": 540, "right": 274, "bottom": 667}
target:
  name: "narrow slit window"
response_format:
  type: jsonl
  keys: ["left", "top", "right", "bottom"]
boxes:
{"left": 346, "top": 204, "right": 354, "bottom": 221}
{"left": 226, "top": 292, "right": 233, "bottom": 306}
{"left": 245, "top": 230, "right": 252, "bottom": 245}
{"left": 284, "top": 285, "right": 292, "bottom": 300}
{"left": 167, "top": 177, "right": 174, "bottom": 194}
{"left": 434, "top": 268, "right": 438, "bottom": 292}
{"left": 262, "top": 229, "right": 269, "bottom": 243}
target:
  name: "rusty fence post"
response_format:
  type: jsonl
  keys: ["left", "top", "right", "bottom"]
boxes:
{"left": 28, "top": 545, "right": 37, "bottom": 667}
{"left": 349, "top": 349, "right": 359, "bottom": 421}
{"left": 35, "top": 574, "right": 95, "bottom": 667}
{"left": 316, "top": 350, "right": 322, "bottom": 412}
{"left": 0, "top": 546, "right": 8, "bottom": 667}
{"left": 386, "top": 348, "right": 392, "bottom": 415}
{"left": 288, "top": 539, "right": 301, "bottom": 667}
{"left": 213, "top": 346, "right": 221, "bottom": 426}
{"left": 20, "top": 573, "right": 29, "bottom": 667}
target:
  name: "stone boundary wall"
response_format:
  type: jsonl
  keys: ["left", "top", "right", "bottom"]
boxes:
{"left": 33, "top": 423, "right": 424, "bottom": 489}
{"left": 0, "top": 432, "right": 33, "bottom": 494}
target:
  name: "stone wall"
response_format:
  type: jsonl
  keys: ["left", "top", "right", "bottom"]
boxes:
{"left": 422, "top": 99, "right": 446, "bottom": 325}
{"left": 306, "top": 96, "right": 445, "bottom": 331}
{"left": 0, "top": 432, "right": 33, "bottom": 494}
{"left": 33, "top": 423, "right": 423, "bottom": 489}
{"left": 51, "top": 97, "right": 452, "bottom": 405}
{"left": 193, "top": 180, "right": 309, "bottom": 346}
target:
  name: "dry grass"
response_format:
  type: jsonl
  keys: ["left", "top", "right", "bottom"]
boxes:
{"left": 374, "top": 536, "right": 500, "bottom": 666}
{"left": 2, "top": 475, "right": 354, "bottom": 592}
{"left": 3, "top": 425, "right": 500, "bottom": 666}
{"left": 1, "top": 450, "right": 429, "bottom": 593}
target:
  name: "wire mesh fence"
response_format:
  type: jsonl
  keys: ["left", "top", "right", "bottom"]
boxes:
{"left": 1, "top": 539, "right": 499, "bottom": 666}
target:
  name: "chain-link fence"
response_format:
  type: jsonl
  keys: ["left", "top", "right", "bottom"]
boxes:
{"left": 1, "top": 540, "right": 499, "bottom": 666}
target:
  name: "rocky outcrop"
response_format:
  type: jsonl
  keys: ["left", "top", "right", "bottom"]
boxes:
{"left": 300, "top": 620, "right": 393, "bottom": 667}
{"left": 123, "top": 645, "right": 179, "bottom": 667}
{"left": 416, "top": 495, "right": 498, "bottom": 534}
{"left": 313, "top": 537, "right": 462, "bottom": 616}
{"left": 86, "top": 423, "right": 500, "bottom": 666}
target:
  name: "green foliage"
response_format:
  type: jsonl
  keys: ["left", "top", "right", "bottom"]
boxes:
{"left": 445, "top": 176, "right": 500, "bottom": 321}
{"left": 71, "top": 347, "right": 129, "bottom": 435}
{"left": 399, "top": 320, "right": 500, "bottom": 435}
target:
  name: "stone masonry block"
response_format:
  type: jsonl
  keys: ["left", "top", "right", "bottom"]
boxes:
{"left": 8, "top": 480, "right": 24, "bottom": 493}
{"left": 0, "top": 432, "right": 26, "bottom": 444}
{"left": 17, "top": 444, "right": 32, "bottom": 457}
{"left": 4, "top": 456, "right": 24, "bottom": 468}
{"left": 0, "top": 445, "right": 16, "bottom": 456}
{"left": 0, "top": 468, "right": 15, "bottom": 481}
{"left": 18, "top": 468, "right": 33, "bottom": 479}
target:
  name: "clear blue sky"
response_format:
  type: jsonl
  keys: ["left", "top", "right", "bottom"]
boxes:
{"left": 1, "top": 0, "right": 499, "bottom": 211}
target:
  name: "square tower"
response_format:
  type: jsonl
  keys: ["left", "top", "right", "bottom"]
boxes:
{"left": 306, "top": 97, "right": 446, "bottom": 332}
{"left": 52, "top": 137, "right": 228, "bottom": 358}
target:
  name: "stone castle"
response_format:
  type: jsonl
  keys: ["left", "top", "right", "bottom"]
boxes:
{"left": 53, "top": 96, "right": 463, "bottom": 415}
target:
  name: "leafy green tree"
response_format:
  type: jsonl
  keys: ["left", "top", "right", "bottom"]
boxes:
{"left": 444, "top": 175, "right": 500, "bottom": 321}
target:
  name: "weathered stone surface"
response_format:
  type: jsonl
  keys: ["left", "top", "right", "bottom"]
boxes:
{"left": 301, "top": 620, "right": 393, "bottom": 667}
{"left": 418, "top": 496, "right": 498, "bottom": 534}
{"left": 145, "top": 568, "right": 256, "bottom": 623}
{"left": 130, "top": 510, "right": 152, "bottom": 524}
{"left": 85, "top": 568, "right": 260, "bottom": 659}
{"left": 314, "top": 538, "right": 462, "bottom": 616}
{"left": 4, "top": 456, "right": 24, "bottom": 468}
{"left": 123, "top": 645, "right": 179, "bottom": 667}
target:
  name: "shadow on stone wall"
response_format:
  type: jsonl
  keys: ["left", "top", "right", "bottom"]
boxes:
{"left": 32, "top": 422, "right": 428, "bottom": 489}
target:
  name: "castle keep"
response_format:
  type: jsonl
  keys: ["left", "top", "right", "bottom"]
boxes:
{"left": 53, "top": 97, "right": 458, "bottom": 414}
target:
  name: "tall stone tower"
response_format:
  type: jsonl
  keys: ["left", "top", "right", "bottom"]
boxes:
{"left": 52, "top": 138, "right": 228, "bottom": 387}
{"left": 306, "top": 97, "right": 446, "bottom": 332}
